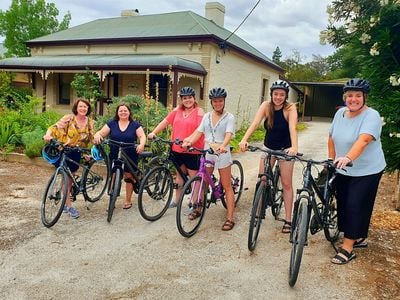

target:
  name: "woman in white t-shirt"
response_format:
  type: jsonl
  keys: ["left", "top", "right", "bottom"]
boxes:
{"left": 183, "top": 87, "right": 236, "bottom": 231}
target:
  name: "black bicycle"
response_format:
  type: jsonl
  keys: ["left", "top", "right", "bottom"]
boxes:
{"left": 247, "top": 145, "right": 293, "bottom": 251}
{"left": 288, "top": 158, "right": 344, "bottom": 287}
{"left": 103, "top": 139, "right": 153, "bottom": 222}
{"left": 41, "top": 140, "right": 109, "bottom": 228}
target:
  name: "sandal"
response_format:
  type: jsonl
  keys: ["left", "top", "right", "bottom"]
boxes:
{"left": 122, "top": 202, "right": 132, "bottom": 209}
{"left": 282, "top": 221, "right": 292, "bottom": 233}
{"left": 188, "top": 209, "right": 202, "bottom": 220}
{"left": 354, "top": 238, "right": 368, "bottom": 248}
{"left": 222, "top": 219, "right": 235, "bottom": 231}
{"left": 331, "top": 247, "right": 356, "bottom": 265}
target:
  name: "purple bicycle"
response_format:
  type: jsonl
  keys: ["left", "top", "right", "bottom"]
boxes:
{"left": 176, "top": 146, "right": 244, "bottom": 237}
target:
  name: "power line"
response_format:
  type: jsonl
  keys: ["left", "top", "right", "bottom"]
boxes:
{"left": 223, "top": 0, "right": 262, "bottom": 43}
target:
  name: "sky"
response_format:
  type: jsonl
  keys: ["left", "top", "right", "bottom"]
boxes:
{"left": 0, "top": 0, "right": 336, "bottom": 61}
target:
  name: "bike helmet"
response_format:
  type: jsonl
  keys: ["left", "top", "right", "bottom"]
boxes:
{"left": 42, "top": 143, "right": 61, "bottom": 164}
{"left": 343, "top": 78, "right": 370, "bottom": 93}
{"left": 91, "top": 145, "right": 104, "bottom": 161}
{"left": 208, "top": 87, "right": 227, "bottom": 99}
{"left": 179, "top": 87, "right": 195, "bottom": 97}
{"left": 270, "top": 80, "right": 290, "bottom": 93}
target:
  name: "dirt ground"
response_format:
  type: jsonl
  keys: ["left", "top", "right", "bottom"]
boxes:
{"left": 0, "top": 154, "right": 399, "bottom": 299}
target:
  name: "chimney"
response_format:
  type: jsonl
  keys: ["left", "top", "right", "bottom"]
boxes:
{"left": 205, "top": 2, "right": 225, "bottom": 27}
{"left": 121, "top": 9, "right": 139, "bottom": 17}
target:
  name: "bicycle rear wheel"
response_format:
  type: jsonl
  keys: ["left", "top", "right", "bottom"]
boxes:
{"left": 248, "top": 183, "right": 265, "bottom": 251}
{"left": 82, "top": 154, "right": 110, "bottom": 202}
{"left": 176, "top": 176, "right": 207, "bottom": 237}
{"left": 107, "top": 168, "right": 122, "bottom": 223}
{"left": 288, "top": 197, "right": 309, "bottom": 287}
{"left": 271, "top": 165, "right": 283, "bottom": 218}
{"left": 138, "top": 166, "right": 173, "bottom": 221}
{"left": 231, "top": 160, "right": 244, "bottom": 206}
{"left": 323, "top": 193, "right": 339, "bottom": 242}
{"left": 41, "top": 168, "right": 68, "bottom": 228}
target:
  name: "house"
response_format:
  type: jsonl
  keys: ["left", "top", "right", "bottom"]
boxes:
{"left": 0, "top": 2, "right": 284, "bottom": 126}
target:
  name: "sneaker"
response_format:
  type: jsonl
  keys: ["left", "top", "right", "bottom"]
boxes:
{"left": 169, "top": 201, "right": 178, "bottom": 208}
{"left": 67, "top": 206, "right": 80, "bottom": 219}
{"left": 63, "top": 205, "right": 68, "bottom": 213}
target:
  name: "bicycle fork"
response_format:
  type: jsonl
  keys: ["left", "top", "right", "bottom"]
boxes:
{"left": 290, "top": 191, "right": 313, "bottom": 246}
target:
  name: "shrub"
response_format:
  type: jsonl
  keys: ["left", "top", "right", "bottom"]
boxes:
{"left": 21, "top": 127, "right": 45, "bottom": 158}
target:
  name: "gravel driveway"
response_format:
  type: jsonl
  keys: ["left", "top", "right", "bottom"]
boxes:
{"left": 0, "top": 119, "right": 380, "bottom": 299}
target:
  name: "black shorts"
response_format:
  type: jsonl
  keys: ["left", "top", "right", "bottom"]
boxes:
{"left": 170, "top": 151, "right": 201, "bottom": 171}
{"left": 54, "top": 149, "right": 81, "bottom": 173}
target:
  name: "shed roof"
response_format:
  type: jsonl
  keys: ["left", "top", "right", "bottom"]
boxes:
{"left": 26, "top": 11, "right": 282, "bottom": 72}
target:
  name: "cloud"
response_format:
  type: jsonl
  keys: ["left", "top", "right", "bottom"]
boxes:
{"left": 0, "top": 0, "right": 336, "bottom": 60}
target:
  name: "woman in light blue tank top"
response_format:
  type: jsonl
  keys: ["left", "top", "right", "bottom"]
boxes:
{"left": 329, "top": 78, "right": 386, "bottom": 265}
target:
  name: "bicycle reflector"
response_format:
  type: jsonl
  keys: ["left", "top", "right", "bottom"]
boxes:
{"left": 91, "top": 145, "right": 104, "bottom": 161}
{"left": 42, "top": 143, "right": 61, "bottom": 164}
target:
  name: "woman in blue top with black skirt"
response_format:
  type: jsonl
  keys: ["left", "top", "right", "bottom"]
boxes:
{"left": 329, "top": 78, "right": 386, "bottom": 265}
{"left": 239, "top": 80, "right": 298, "bottom": 233}
{"left": 94, "top": 103, "right": 146, "bottom": 209}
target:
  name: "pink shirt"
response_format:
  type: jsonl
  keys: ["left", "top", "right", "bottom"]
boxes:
{"left": 165, "top": 107, "right": 205, "bottom": 153}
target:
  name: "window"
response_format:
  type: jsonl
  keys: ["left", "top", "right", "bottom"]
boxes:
{"left": 261, "top": 78, "right": 269, "bottom": 103}
{"left": 58, "top": 74, "right": 72, "bottom": 105}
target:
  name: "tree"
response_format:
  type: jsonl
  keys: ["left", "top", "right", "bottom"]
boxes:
{"left": 320, "top": 0, "right": 400, "bottom": 207}
{"left": 0, "top": 0, "right": 71, "bottom": 57}
{"left": 272, "top": 46, "right": 283, "bottom": 65}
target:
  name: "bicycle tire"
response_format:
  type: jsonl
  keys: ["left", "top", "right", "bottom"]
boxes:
{"left": 41, "top": 168, "right": 68, "bottom": 228}
{"left": 107, "top": 168, "right": 122, "bottom": 223}
{"left": 231, "top": 160, "right": 244, "bottom": 206}
{"left": 248, "top": 183, "right": 264, "bottom": 251}
{"left": 82, "top": 154, "right": 110, "bottom": 202}
{"left": 220, "top": 160, "right": 244, "bottom": 208}
{"left": 271, "top": 165, "right": 283, "bottom": 218}
{"left": 323, "top": 193, "right": 339, "bottom": 242}
{"left": 288, "top": 197, "right": 309, "bottom": 287}
{"left": 176, "top": 176, "right": 207, "bottom": 237}
{"left": 138, "top": 166, "right": 173, "bottom": 221}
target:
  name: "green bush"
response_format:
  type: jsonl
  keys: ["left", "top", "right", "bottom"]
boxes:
{"left": 21, "top": 127, "right": 45, "bottom": 158}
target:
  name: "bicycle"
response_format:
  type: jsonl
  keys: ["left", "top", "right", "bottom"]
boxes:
{"left": 139, "top": 136, "right": 244, "bottom": 221}
{"left": 288, "top": 157, "right": 345, "bottom": 287}
{"left": 41, "top": 140, "right": 109, "bottom": 228}
{"left": 137, "top": 136, "right": 187, "bottom": 221}
{"left": 176, "top": 146, "right": 244, "bottom": 237}
{"left": 247, "top": 145, "right": 294, "bottom": 251}
{"left": 103, "top": 139, "right": 153, "bottom": 222}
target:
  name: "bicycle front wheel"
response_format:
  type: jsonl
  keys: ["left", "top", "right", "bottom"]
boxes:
{"left": 323, "top": 193, "right": 339, "bottom": 242}
{"left": 288, "top": 197, "right": 309, "bottom": 287}
{"left": 271, "top": 165, "right": 283, "bottom": 218}
{"left": 248, "top": 183, "right": 264, "bottom": 251}
{"left": 176, "top": 176, "right": 207, "bottom": 238}
{"left": 107, "top": 168, "right": 122, "bottom": 223}
{"left": 138, "top": 166, "right": 173, "bottom": 221}
{"left": 41, "top": 168, "right": 68, "bottom": 228}
{"left": 82, "top": 155, "right": 110, "bottom": 202}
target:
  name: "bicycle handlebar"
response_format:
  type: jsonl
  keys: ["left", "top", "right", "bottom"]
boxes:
{"left": 247, "top": 145, "right": 302, "bottom": 160}
{"left": 103, "top": 139, "right": 137, "bottom": 148}
{"left": 49, "top": 139, "right": 91, "bottom": 154}
{"left": 151, "top": 136, "right": 183, "bottom": 146}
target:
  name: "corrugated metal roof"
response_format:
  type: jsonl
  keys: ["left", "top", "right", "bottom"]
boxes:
{"left": 0, "top": 54, "right": 207, "bottom": 74}
{"left": 26, "top": 11, "right": 281, "bottom": 71}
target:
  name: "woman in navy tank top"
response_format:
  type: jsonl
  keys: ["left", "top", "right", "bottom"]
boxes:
{"left": 239, "top": 80, "right": 298, "bottom": 233}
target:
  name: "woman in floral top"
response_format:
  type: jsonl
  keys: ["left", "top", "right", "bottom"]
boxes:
{"left": 43, "top": 98, "right": 94, "bottom": 219}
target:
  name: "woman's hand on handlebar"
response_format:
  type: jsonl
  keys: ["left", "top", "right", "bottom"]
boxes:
{"left": 238, "top": 140, "right": 248, "bottom": 152}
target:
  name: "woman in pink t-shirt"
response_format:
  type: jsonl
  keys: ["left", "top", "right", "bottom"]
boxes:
{"left": 148, "top": 87, "right": 205, "bottom": 207}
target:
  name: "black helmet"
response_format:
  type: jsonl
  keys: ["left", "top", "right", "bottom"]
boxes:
{"left": 209, "top": 87, "right": 227, "bottom": 99}
{"left": 179, "top": 87, "right": 195, "bottom": 97}
{"left": 343, "top": 78, "right": 370, "bottom": 93}
{"left": 270, "top": 80, "right": 290, "bottom": 93}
